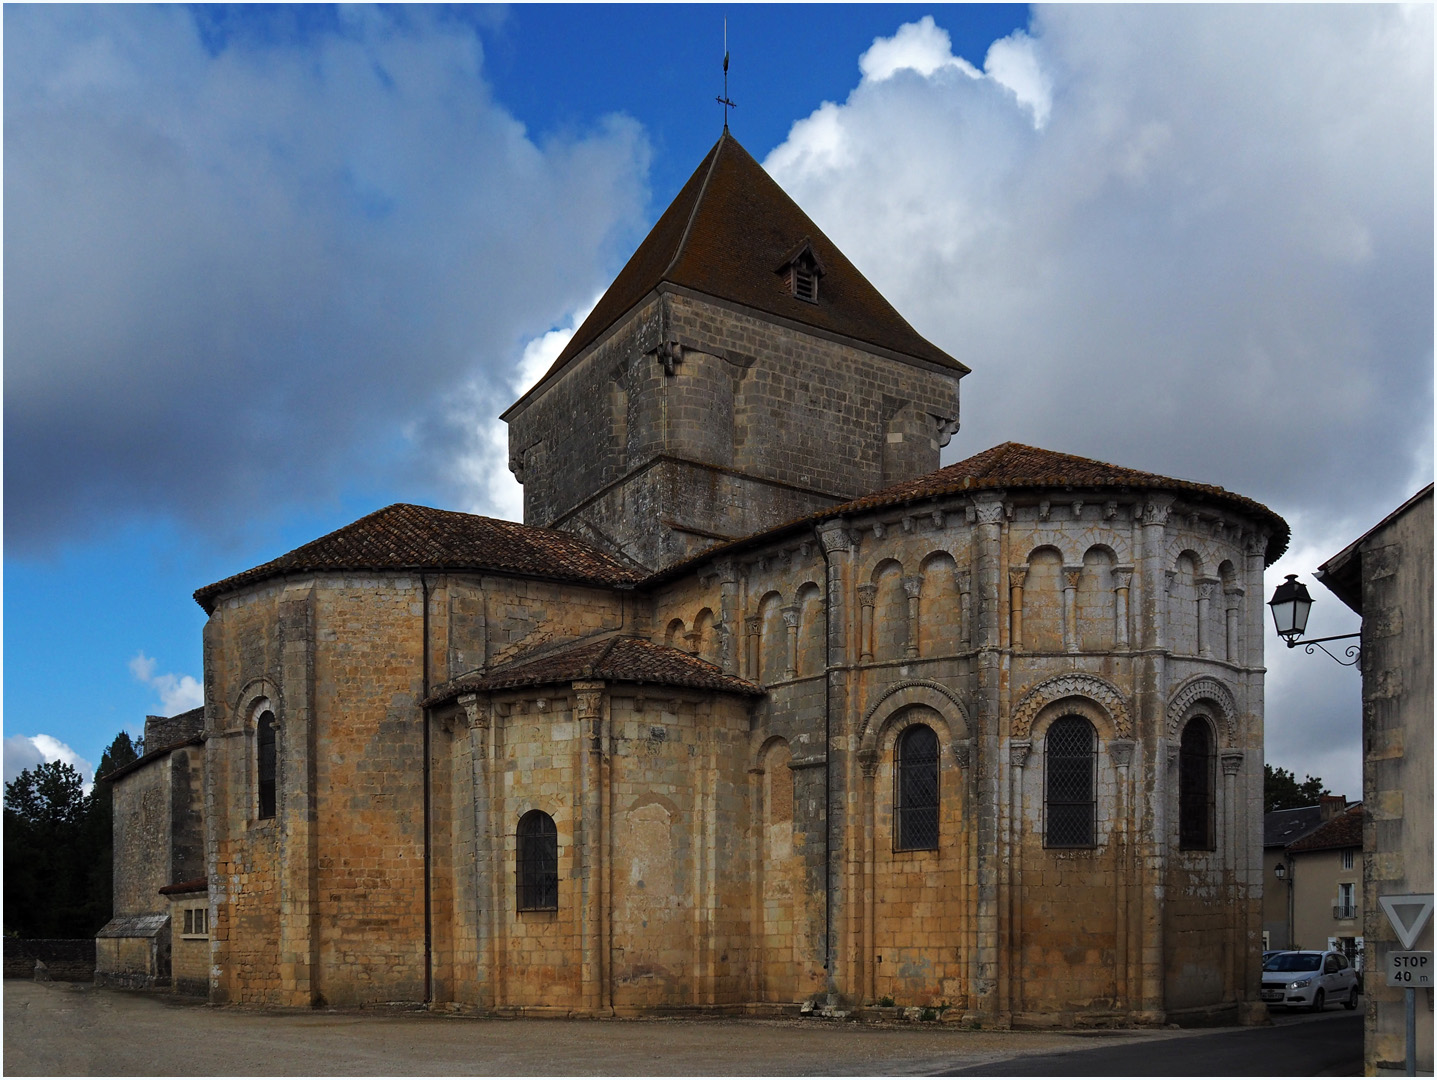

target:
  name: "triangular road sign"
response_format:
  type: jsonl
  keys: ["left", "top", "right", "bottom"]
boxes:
{"left": 1379, "top": 894, "right": 1435, "bottom": 950}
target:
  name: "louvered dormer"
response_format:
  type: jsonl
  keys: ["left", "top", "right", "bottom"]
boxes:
{"left": 778, "top": 239, "right": 826, "bottom": 304}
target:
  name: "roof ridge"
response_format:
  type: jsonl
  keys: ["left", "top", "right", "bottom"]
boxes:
{"left": 663, "top": 132, "right": 726, "bottom": 283}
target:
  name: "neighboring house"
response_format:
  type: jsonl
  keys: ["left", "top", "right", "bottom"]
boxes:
{"left": 106, "top": 132, "right": 1290, "bottom": 1027}
{"left": 1285, "top": 802, "right": 1364, "bottom": 966}
{"left": 94, "top": 708, "right": 205, "bottom": 989}
{"left": 1262, "top": 801, "right": 1329, "bottom": 950}
{"left": 1316, "top": 483, "right": 1433, "bottom": 1075}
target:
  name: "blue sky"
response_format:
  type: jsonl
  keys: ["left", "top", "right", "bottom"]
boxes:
{"left": 5, "top": 4, "right": 1432, "bottom": 800}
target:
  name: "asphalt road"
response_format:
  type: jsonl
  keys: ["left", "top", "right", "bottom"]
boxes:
{"left": 944, "top": 1010, "right": 1363, "bottom": 1077}
{"left": 3, "top": 980, "right": 1363, "bottom": 1076}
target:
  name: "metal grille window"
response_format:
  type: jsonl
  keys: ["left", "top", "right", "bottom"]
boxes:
{"left": 257, "top": 711, "right": 277, "bottom": 820}
{"left": 895, "top": 724, "right": 939, "bottom": 851}
{"left": 517, "top": 810, "right": 559, "bottom": 911}
{"left": 1045, "top": 717, "right": 1096, "bottom": 847}
{"left": 1178, "top": 719, "right": 1216, "bottom": 850}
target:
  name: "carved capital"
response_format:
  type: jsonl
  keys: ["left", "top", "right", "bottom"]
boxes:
{"left": 745, "top": 615, "right": 762, "bottom": 635}
{"left": 1062, "top": 565, "right": 1084, "bottom": 591}
{"left": 1220, "top": 750, "right": 1244, "bottom": 776}
{"left": 856, "top": 583, "right": 878, "bottom": 609}
{"left": 1008, "top": 566, "right": 1029, "bottom": 590}
{"left": 1196, "top": 576, "right": 1220, "bottom": 601}
{"left": 572, "top": 681, "right": 605, "bottom": 721}
{"left": 973, "top": 498, "right": 1005, "bottom": 526}
{"left": 1243, "top": 531, "right": 1270, "bottom": 559}
{"left": 955, "top": 569, "right": 972, "bottom": 595}
{"left": 712, "top": 557, "right": 739, "bottom": 584}
{"left": 1009, "top": 739, "right": 1032, "bottom": 768}
{"left": 1164, "top": 568, "right": 1177, "bottom": 595}
{"left": 1141, "top": 498, "right": 1173, "bottom": 527}
{"left": 1109, "top": 739, "right": 1135, "bottom": 769}
{"left": 902, "top": 575, "right": 924, "bottom": 599}
{"left": 1111, "top": 566, "right": 1134, "bottom": 591}
{"left": 781, "top": 604, "right": 801, "bottom": 629}
{"left": 458, "top": 693, "right": 489, "bottom": 731}
{"left": 816, "top": 519, "right": 851, "bottom": 554}
{"left": 1224, "top": 583, "right": 1246, "bottom": 605}
{"left": 857, "top": 748, "right": 879, "bottom": 778}
{"left": 953, "top": 739, "right": 972, "bottom": 771}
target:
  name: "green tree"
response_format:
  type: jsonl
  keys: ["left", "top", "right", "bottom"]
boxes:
{"left": 1264, "top": 763, "right": 1330, "bottom": 812}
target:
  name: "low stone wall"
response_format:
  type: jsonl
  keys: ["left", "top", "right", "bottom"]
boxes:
{"left": 3, "top": 939, "right": 97, "bottom": 981}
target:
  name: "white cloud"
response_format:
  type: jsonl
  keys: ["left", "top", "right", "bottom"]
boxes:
{"left": 858, "top": 16, "right": 981, "bottom": 83}
{"left": 4, "top": 6, "right": 651, "bottom": 552}
{"left": 3, "top": 734, "right": 96, "bottom": 786}
{"left": 129, "top": 650, "right": 204, "bottom": 715}
{"left": 766, "top": 6, "right": 1432, "bottom": 797}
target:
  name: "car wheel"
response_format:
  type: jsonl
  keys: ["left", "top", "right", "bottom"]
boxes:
{"left": 1310, "top": 989, "right": 1325, "bottom": 1013}
{"left": 1345, "top": 986, "right": 1358, "bottom": 1010}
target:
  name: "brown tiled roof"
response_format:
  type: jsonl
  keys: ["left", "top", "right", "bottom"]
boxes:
{"left": 649, "top": 442, "right": 1291, "bottom": 581}
{"left": 508, "top": 133, "right": 963, "bottom": 416}
{"left": 423, "top": 635, "right": 763, "bottom": 707}
{"left": 194, "top": 503, "right": 646, "bottom": 613}
{"left": 1288, "top": 804, "right": 1363, "bottom": 854}
{"left": 159, "top": 877, "right": 208, "bottom": 896}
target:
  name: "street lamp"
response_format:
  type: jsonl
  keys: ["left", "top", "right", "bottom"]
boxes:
{"left": 1267, "top": 574, "right": 1361, "bottom": 666}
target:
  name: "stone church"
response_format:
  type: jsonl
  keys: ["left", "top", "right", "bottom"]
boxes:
{"left": 101, "top": 132, "right": 1286, "bottom": 1027}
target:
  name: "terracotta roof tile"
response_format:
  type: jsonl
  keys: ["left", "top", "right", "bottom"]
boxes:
{"left": 511, "top": 133, "right": 963, "bottom": 414}
{"left": 194, "top": 503, "right": 646, "bottom": 613}
{"left": 423, "top": 635, "right": 762, "bottom": 707}
{"left": 650, "top": 442, "right": 1291, "bottom": 581}
{"left": 1288, "top": 805, "right": 1363, "bottom": 853}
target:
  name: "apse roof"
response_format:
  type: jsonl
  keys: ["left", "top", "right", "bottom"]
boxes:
{"left": 194, "top": 503, "right": 645, "bottom": 613}
{"left": 422, "top": 634, "right": 763, "bottom": 706}
{"left": 650, "top": 441, "right": 1292, "bottom": 580}
{"left": 506, "top": 132, "right": 963, "bottom": 417}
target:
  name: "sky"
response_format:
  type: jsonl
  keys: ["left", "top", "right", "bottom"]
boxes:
{"left": 4, "top": 4, "right": 1432, "bottom": 803}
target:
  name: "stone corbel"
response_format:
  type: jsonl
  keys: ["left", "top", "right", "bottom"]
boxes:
{"left": 655, "top": 339, "right": 682, "bottom": 376}
{"left": 934, "top": 414, "right": 960, "bottom": 449}
{"left": 458, "top": 693, "right": 489, "bottom": 730}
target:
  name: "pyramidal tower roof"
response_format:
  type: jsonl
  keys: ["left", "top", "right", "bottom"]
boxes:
{"left": 515, "top": 132, "right": 965, "bottom": 408}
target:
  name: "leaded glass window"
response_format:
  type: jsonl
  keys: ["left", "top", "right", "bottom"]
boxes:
{"left": 257, "top": 710, "right": 277, "bottom": 820}
{"left": 517, "top": 810, "right": 559, "bottom": 911}
{"left": 895, "top": 724, "right": 939, "bottom": 851}
{"left": 1045, "top": 716, "right": 1095, "bottom": 847}
{"left": 1178, "top": 719, "right": 1216, "bottom": 850}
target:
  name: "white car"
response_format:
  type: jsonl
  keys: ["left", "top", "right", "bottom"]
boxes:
{"left": 1261, "top": 950, "right": 1360, "bottom": 1011}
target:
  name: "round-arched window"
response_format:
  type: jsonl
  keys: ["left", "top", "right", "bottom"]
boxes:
{"left": 895, "top": 724, "right": 939, "bottom": 851}
{"left": 516, "top": 810, "right": 558, "bottom": 911}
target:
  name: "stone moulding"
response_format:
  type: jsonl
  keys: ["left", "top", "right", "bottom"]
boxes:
{"left": 857, "top": 679, "right": 971, "bottom": 756}
{"left": 1165, "top": 675, "right": 1239, "bottom": 744}
{"left": 1010, "top": 672, "right": 1132, "bottom": 740}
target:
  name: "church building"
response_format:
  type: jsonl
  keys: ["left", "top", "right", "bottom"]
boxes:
{"left": 101, "top": 132, "right": 1285, "bottom": 1027}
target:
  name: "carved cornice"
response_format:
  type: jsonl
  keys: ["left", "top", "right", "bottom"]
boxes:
{"left": 1011, "top": 672, "right": 1132, "bottom": 740}
{"left": 1166, "top": 675, "right": 1239, "bottom": 744}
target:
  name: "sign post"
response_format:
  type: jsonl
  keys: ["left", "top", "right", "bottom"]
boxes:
{"left": 1380, "top": 895, "right": 1434, "bottom": 1078}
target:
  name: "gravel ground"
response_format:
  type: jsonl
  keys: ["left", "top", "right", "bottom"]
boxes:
{"left": 3, "top": 981, "right": 1203, "bottom": 1076}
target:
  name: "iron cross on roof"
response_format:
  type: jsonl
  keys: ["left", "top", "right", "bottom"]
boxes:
{"left": 716, "top": 21, "right": 736, "bottom": 131}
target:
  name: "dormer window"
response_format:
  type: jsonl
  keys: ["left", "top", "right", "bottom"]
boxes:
{"left": 777, "top": 239, "right": 825, "bottom": 305}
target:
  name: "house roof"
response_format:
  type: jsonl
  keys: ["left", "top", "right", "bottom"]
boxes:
{"left": 159, "top": 877, "right": 208, "bottom": 896}
{"left": 650, "top": 441, "right": 1291, "bottom": 582}
{"left": 1288, "top": 804, "right": 1363, "bottom": 854}
{"left": 1264, "top": 804, "right": 1327, "bottom": 848}
{"left": 1317, "top": 483, "right": 1433, "bottom": 615}
{"left": 506, "top": 132, "right": 963, "bottom": 418}
{"left": 194, "top": 503, "right": 646, "bottom": 613}
{"left": 423, "top": 634, "right": 763, "bottom": 708}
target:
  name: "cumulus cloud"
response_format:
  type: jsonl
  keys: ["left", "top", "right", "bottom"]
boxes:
{"left": 129, "top": 651, "right": 204, "bottom": 715}
{"left": 4, "top": 5, "right": 650, "bottom": 554}
{"left": 3, "top": 735, "right": 95, "bottom": 786}
{"left": 766, "top": 6, "right": 1432, "bottom": 795}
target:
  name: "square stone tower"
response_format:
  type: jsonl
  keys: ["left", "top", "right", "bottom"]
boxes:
{"left": 502, "top": 133, "right": 967, "bottom": 570}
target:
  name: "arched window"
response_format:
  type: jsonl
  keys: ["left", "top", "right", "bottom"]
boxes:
{"left": 895, "top": 724, "right": 939, "bottom": 851}
{"left": 516, "top": 810, "right": 558, "bottom": 911}
{"left": 1179, "top": 719, "right": 1216, "bottom": 850}
{"left": 257, "top": 710, "right": 277, "bottom": 820}
{"left": 1045, "top": 716, "right": 1096, "bottom": 847}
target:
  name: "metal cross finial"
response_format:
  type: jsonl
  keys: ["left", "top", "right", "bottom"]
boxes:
{"left": 716, "top": 19, "right": 736, "bottom": 131}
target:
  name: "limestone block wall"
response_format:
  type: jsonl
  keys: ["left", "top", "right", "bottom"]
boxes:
{"left": 112, "top": 744, "right": 202, "bottom": 920}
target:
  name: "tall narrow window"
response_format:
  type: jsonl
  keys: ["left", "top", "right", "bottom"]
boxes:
{"left": 1045, "top": 717, "right": 1096, "bottom": 847}
{"left": 257, "top": 710, "right": 277, "bottom": 820}
{"left": 517, "top": 810, "right": 559, "bottom": 911}
{"left": 895, "top": 724, "right": 939, "bottom": 851}
{"left": 1178, "top": 718, "right": 1215, "bottom": 850}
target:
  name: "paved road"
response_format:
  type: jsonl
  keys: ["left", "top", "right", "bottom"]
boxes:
{"left": 3, "top": 980, "right": 1362, "bottom": 1076}
{"left": 944, "top": 1011, "right": 1362, "bottom": 1076}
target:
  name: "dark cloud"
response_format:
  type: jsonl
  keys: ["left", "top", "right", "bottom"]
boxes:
{"left": 4, "top": 5, "right": 650, "bottom": 555}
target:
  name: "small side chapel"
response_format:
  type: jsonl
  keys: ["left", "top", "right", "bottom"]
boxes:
{"left": 102, "top": 132, "right": 1286, "bottom": 1027}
